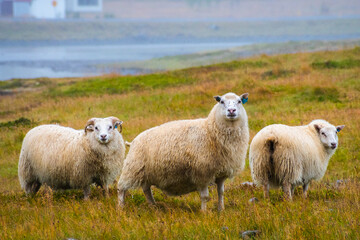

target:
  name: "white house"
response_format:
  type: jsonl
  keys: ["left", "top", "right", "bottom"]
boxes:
{"left": 30, "top": 0, "right": 65, "bottom": 19}
{"left": 3, "top": 0, "right": 103, "bottom": 19}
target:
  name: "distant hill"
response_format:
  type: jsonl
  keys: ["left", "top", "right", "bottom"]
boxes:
{"left": 102, "top": 0, "right": 360, "bottom": 20}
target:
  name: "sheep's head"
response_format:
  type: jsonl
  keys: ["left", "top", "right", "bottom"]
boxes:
{"left": 214, "top": 92, "right": 249, "bottom": 121}
{"left": 313, "top": 121, "right": 345, "bottom": 150}
{"left": 85, "top": 117, "right": 123, "bottom": 144}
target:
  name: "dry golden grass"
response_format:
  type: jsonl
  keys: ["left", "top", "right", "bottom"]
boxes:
{"left": 0, "top": 47, "right": 359, "bottom": 239}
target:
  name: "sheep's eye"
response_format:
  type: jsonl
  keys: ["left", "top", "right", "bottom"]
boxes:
{"left": 220, "top": 100, "right": 224, "bottom": 104}
{"left": 238, "top": 100, "right": 242, "bottom": 104}
{"left": 321, "top": 132, "right": 326, "bottom": 137}
{"left": 95, "top": 126, "right": 98, "bottom": 130}
{"left": 109, "top": 126, "right": 112, "bottom": 130}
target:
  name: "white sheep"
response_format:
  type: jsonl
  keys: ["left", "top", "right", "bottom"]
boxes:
{"left": 18, "top": 117, "right": 125, "bottom": 199}
{"left": 117, "top": 92, "right": 249, "bottom": 211}
{"left": 249, "top": 119, "right": 345, "bottom": 200}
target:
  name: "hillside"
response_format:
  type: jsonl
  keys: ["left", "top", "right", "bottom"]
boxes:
{"left": 0, "top": 48, "right": 359, "bottom": 239}
{"left": 101, "top": 0, "right": 360, "bottom": 20}
{"left": 1, "top": 18, "right": 359, "bottom": 44}
{"left": 107, "top": 39, "right": 360, "bottom": 72}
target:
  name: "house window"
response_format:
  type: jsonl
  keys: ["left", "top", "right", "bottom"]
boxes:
{"left": 78, "top": 0, "right": 98, "bottom": 6}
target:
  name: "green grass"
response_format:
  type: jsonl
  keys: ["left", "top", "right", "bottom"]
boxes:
{"left": 107, "top": 40, "right": 360, "bottom": 72}
{"left": 0, "top": 78, "right": 53, "bottom": 90}
{"left": 48, "top": 72, "right": 197, "bottom": 97}
{"left": 0, "top": 117, "right": 32, "bottom": 128}
{"left": 0, "top": 47, "right": 360, "bottom": 239}
{"left": 311, "top": 58, "right": 360, "bottom": 69}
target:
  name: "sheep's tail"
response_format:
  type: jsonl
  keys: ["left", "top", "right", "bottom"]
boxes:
{"left": 125, "top": 141, "right": 132, "bottom": 147}
{"left": 250, "top": 136, "right": 277, "bottom": 186}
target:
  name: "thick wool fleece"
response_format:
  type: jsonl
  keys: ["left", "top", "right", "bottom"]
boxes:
{"left": 118, "top": 98, "right": 249, "bottom": 196}
{"left": 18, "top": 124, "right": 125, "bottom": 194}
{"left": 249, "top": 120, "right": 339, "bottom": 189}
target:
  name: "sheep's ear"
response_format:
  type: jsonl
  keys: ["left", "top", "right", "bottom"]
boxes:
{"left": 240, "top": 93, "right": 249, "bottom": 104}
{"left": 336, "top": 125, "right": 345, "bottom": 132}
{"left": 214, "top": 96, "right": 221, "bottom": 102}
{"left": 85, "top": 118, "right": 96, "bottom": 134}
{"left": 314, "top": 124, "right": 321, "bottom": 133}
{"left": 110, "top": 117, "right": 123, "bottom": 133}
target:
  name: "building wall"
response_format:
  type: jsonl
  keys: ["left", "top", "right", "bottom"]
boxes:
{"left": 13, "top": 1, "right": 30, "bottom": 17}
{"left": 66, "top": 0, "right": 102, "bottom": 13}
{"left": 30, "top": 0, "right": 65, "bottom": 19}
{"left": 0, "top": 0, "right": 13, "bottom": 17}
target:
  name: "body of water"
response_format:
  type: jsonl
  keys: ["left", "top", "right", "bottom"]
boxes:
{"left": 0, "top": 42, "right": 250, "bottom": 81}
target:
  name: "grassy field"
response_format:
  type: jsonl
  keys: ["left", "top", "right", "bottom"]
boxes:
{"left": 0, "top": 47, "right": 360, "bottom": 239}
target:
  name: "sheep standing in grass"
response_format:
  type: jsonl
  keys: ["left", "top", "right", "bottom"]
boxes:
{"left": 18, "top": 117, "right": 125, "bottom": 199}
{"left": 118, "top": 92, "right": 249, "bottom": 211}
{"left": 249, "top": 119, "right": 345, "bottom": 200}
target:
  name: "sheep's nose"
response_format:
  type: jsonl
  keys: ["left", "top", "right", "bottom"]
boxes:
{"left": 228, "top": 108, "right": 236, "bottom": 114}
{"left": 100, "top": 134, "right": 107, "bottom": 139}
{"left": 331, "top": 143, "right": 337, "bottom": 149}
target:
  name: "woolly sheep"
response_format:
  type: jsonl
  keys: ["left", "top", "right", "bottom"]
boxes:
{"left": 18, "top": 117, "right": 125, "bottom": 199}
{"left": 249, "top": 119, "right": 345, "bottom": 200}
{"left": 118, "top": 92, "right": 249, "bottom": 211}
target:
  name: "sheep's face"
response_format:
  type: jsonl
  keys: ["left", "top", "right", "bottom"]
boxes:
{"left": 314, "top": 124, "right": 345, "bottom": 150}
{"left": 214, "top": 92, "right": 249, "bottom": 121}
{"left": 85, "top": 117, "right": 123, "bottom": 144}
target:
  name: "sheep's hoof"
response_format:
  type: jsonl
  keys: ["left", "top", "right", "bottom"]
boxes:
{"left": 117, "top": 200, "right": 126, "bottom": 209}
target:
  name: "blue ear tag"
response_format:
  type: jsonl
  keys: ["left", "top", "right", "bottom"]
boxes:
{"left": 242, "top": 98, "right": 248, "bottom": 104}
{"left": 337, "top": 129, "right": 340, "bottom": 132}
{"left": 115, "top": 125, "right": 117, "bottom": 129}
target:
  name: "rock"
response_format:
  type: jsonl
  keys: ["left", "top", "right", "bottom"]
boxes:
{"left": 241, "top": 181, "right": 255, "bottom": 187}
{"left": 248, "top": 197, "right": 259, "bottom": 203}
{"left": 221, "top": 226, "right": 229, "bottom": 232}
{"left": 241, "top": 230, "right": 260, "bottom": 239}
{"left": 335, "top": 179, "right": 344, "bottom": 187}
{"left": 335, "top": 179, "right": 350, "bottom": 188}
{"left": 210, "top": 24, "right": 219, "bottom": 30}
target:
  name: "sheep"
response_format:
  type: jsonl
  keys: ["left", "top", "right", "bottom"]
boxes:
{"left": 249, "top": 119, "right": 345, "bottom": 200}
{"left": 117, "top": 92, "right": 249, "bottom": 211}
{"left": 18, "top": 117, "right": 125, "bottom": 199}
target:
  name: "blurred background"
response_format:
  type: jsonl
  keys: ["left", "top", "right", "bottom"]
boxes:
{"left": 0, "top": 0, "right": 360, "bottom": 80}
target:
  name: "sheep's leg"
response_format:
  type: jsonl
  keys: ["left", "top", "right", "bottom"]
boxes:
{"left": 25, "top": 181, "right": 41, "bottom": 196}
{"left": 117, "top": 188, "right": 127, "bottom": 207}
{"left": 215, "top": 178, "right": 226, "bottom": 211}
{"left": 282, "top": 182, "right": 292, "bottom": 201}
{"left": 84, "top": 185, "right": 91, "bottom": 200}
{"left": 303, "top": 182, "right": 310, "bottom": 199}
{"left": 291, "top": 185, "right": 296, "bottom": 196}
{"left": 263, "top": 182, "right": 270, "bottom": 199}
{"left": 142, "top": 185, "right": 156, "bottom": 205}
{"left": 199, "top": 186, "right": 209, "bottom": 211}
{"left": 103, "top": 185, "right": 109, "bottom": 198}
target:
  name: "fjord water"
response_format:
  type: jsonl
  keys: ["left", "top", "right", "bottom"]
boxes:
{"left": 0, "top": 42, "right": 250, "bottom": 81}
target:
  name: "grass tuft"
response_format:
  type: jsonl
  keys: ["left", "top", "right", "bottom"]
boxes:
{"left": 312, "top": 59, "right": 360, "bottom": 69}
{"left": 0, "top": 117, "right": 32, "bottom": 128}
